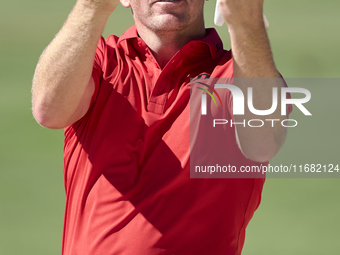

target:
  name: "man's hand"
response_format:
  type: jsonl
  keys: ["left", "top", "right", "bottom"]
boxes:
{"left": 217, "top": 0, "right": 266, "bottom": 33}
{"left": 217, "top": 0, "right": 276, "bottom": 78}
{"left": 32, "top": 0, "right": 119, "bottom": 129}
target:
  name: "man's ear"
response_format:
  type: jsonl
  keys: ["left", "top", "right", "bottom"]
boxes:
{"left": 120, "top": 0, "right": 131, "bottom": 8}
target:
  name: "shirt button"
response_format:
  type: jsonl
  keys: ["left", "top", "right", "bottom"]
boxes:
{"left": 158, "top": 85, "right": 165, "bottom": 92}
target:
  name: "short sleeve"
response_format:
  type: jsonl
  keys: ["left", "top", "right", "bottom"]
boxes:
{"left": 92, "top": 36, "right": 105, "bottom": 84}
{"left": 87, "top": 36, "right": 106, "bottom": 110}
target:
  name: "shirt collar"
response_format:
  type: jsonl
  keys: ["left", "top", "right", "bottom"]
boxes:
{"left": 117, "top": 25, "right": 139, "bottom": 43}
{"left": 118, "top": 25, "right": 224, "bottom": 59}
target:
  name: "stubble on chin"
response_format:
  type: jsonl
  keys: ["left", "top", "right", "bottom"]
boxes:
{"left": 140, "top": 12, "right": 191, "bottom": 34}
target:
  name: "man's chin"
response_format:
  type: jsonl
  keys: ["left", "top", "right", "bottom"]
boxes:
{"left": 151, "top": 15, "right": 188, "bottom": 32}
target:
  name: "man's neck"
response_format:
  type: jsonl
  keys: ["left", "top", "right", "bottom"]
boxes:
{"left": 136, "top": 23, "right": 206, "bottom": 69}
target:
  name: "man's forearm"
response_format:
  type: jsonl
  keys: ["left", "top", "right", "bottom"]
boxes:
{"left": 229, "top": 25, "right": 287, "bottom": 162}
{"left": 218, "top": 0, "right": 287, "bottom": 162}
{"left": 32, "top": 0, "right": 117, "bottom": 128}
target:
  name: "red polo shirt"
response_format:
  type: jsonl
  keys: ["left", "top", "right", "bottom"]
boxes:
{"left": 62, "top": 25, "right": 265, "bottom": 255}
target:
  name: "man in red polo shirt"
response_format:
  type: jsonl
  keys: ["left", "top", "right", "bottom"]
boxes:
{"left": 32, "top": 0, "right": 288, "bottom": 254}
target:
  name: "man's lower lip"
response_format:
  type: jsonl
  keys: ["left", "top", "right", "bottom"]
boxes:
{"left": 155, "top": 0, "right": 182, "bottom": 3}
{"left": 153, "top": 0, "right": 185, "bottom": 7}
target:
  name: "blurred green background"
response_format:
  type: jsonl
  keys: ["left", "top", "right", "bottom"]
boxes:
{"left": 0, "top": 0, "right": 339, "bottom": 254}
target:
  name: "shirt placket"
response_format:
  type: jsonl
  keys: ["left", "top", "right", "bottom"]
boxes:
{"left": 146, "top": 53, "right": 182, "bottom": 115}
